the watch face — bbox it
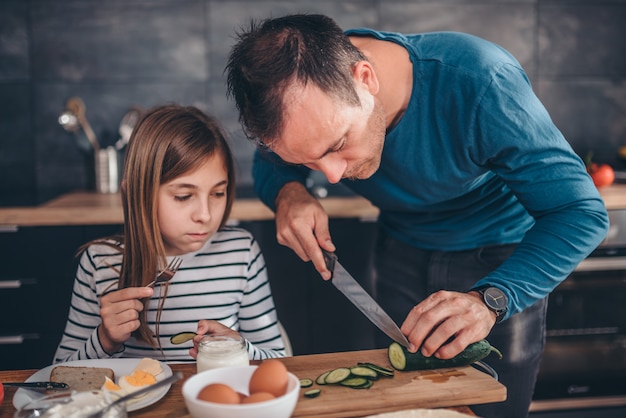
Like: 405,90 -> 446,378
483,287 -> 507,310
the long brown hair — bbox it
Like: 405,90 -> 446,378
94,104 -> 236,347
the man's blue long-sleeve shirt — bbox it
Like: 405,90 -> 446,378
252,29 -> 609,320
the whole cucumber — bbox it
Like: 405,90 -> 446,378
388,339 -> 502,371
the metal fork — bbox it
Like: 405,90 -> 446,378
146,257 -> 182,287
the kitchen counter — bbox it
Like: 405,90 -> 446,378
0,191 -> 379,227
0,351 -> 500,417
1,184 -> 624,227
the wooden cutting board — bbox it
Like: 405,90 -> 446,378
280,348 -> 506,418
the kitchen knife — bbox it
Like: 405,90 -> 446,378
322,250 -> 410,348
3,381 -> 69,391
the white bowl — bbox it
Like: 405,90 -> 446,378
182,365 -> 299,418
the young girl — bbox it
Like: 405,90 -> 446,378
54,104 -> 287,363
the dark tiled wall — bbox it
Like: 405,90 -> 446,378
1,0 -> 625,206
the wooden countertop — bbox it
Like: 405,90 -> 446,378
0,351 -> 496,417
0,192 -> 379,227
1,184 -> 624,227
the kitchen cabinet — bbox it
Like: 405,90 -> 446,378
241,218 -> 382,356
0,224 -> 122,370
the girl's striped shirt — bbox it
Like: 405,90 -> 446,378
54,227 -> 286,363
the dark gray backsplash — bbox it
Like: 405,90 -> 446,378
1,0 -> 625,206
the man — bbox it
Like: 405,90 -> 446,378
225,14 -> 609,417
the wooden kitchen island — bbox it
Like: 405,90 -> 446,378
0,349 -> 506,417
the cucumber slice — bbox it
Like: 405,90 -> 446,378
357,362 -> 395,377
169,331 -> 197,345
315,371 -> 331,385
299,378 -> 314,388
349,366 -> 379,380
304,389 -> 322,398
339,377 -> 373,389
324,367 -> 352,384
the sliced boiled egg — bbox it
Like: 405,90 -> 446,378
101,376 -> 129,397
118,369 -> 157,398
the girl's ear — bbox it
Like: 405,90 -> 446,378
353,61 -> 380,96
120,179 -> 127,195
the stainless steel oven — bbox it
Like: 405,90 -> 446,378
531,209 -> 626,411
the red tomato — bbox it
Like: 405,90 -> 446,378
588,163 -> 615,188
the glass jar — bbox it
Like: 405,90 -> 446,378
196,335 -> 249,373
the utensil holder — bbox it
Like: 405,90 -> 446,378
95,146 -> 119,193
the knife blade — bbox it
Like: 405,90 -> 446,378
322,250 -> 410,348
3,381 -> 69,391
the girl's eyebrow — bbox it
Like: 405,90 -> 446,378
168,179 -> 229,190
168,182 -> 197,190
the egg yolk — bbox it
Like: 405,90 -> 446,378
125,369 -> 157,387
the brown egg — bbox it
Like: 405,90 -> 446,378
249,359 -> 289,397
237,391 -> 247,403
197,383 -> 241,404
241,391 -> 276,404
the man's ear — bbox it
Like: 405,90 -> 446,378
353,61 -> 380,95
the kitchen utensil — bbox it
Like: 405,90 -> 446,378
3,382 -> 69,391
65,97 -> 100,151
146,257 -> 183,288
58,109 -> 93,154
95,146 -> 119,194
322,250 -> 410,348
114,107 -> 141,150
84,372 -> 182,418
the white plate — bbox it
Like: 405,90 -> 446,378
13,358 -> 173,412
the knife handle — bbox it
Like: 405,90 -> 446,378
4,381 -> 69,390
321,250 -> 337,277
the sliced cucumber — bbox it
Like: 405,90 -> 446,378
315,370 -> 331,385
304,389 -> 322,398
340,377 -> 373,389
169,331 -> 197,345
299,378 -> 314,388
357,362 -> 395,377
324,367 -> 352,384
349,366 -> 379,380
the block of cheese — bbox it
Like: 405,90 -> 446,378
134,357 -> 162,376
50,365 -> 115,392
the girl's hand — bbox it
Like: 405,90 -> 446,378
189,320 -> 242,359
98,287 -> 153,354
